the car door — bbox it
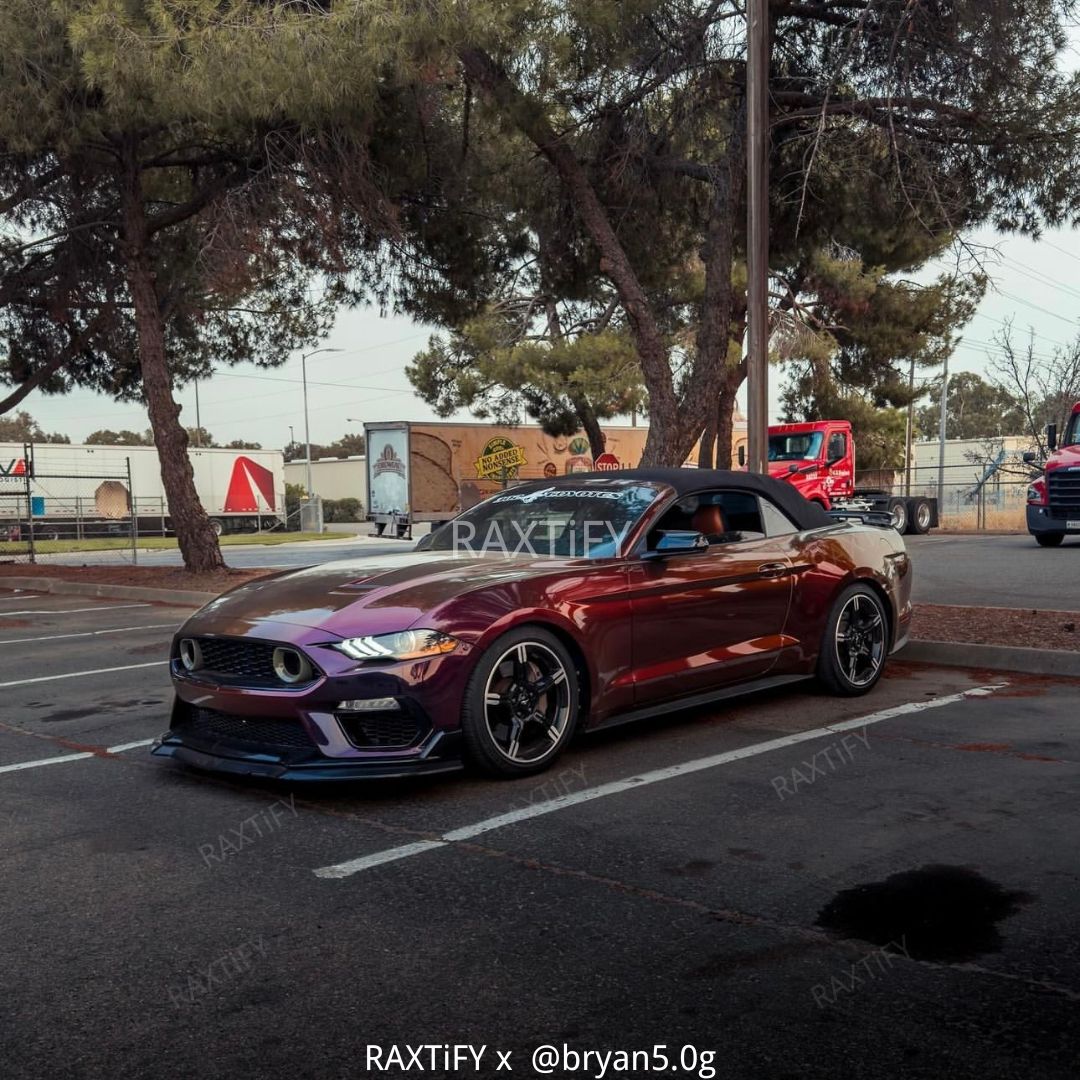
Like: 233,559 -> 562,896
628,489 -> 795,705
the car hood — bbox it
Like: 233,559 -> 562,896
188,549 -> 595,638
1047,444 -> 1080,471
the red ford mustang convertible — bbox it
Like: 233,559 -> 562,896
152,469 -> 912,780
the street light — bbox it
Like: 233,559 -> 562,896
301,347 -> 343,498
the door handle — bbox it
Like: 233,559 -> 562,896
758,562 -> 788,579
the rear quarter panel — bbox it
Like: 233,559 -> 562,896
783,524 -> 911,670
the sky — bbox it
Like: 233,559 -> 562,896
17,225 -> 1080,450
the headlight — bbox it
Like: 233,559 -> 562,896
336,629 -> 459,661
1027,482 -> 1047,505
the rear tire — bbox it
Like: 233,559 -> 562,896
460,627 -> 580,778
908,498 -> 932,535
1036,533 -> 1065,547
209,518 -> 224,537
887,497 -> 908,534
817,584 -> 890,697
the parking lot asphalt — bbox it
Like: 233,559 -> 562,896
2,592 -> 1080,1080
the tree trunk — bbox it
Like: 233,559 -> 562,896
573,397 -> 606,460
122,159 -> 224,573
698,409 -> 717,468
713,354 -> 748,469
460,48 -> 680,464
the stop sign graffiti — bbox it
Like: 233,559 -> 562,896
595,453 -> 620,471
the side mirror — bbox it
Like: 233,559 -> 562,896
1022,451 -> 1037,465
737,445 -> 746,467
1048,423 -> 1058,451
642,530 -> 710,560
415,531 -> 434,551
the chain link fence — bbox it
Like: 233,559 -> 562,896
856,458 -> 1034,531
0,465 -> 139,565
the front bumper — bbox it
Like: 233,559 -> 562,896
1027,505 -> 1080,535
151,636 -> 475,781
151,727 -> 464,781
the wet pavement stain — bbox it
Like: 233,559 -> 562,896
816,864 -> 1032,963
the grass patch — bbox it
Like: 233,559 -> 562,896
0,531 -> 344,555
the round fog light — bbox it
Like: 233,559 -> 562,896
178,638 -> 203,672
272,646 -> 312,685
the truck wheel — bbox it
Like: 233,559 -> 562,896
1036,533 -> 1064,547
908,498 -> 932,535
887,497 -> 908,533
209,518 -> 224,537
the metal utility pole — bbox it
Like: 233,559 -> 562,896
300,347 -> 342,497
937,353 -> 949,509
904,357 -> 916,496
746,0 -> 770,475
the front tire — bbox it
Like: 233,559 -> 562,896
460,627 -> 580,778
1036,532 -> 1064,547
817,584 -> 889,696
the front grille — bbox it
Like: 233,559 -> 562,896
177,706 -> 315,750
182,637 -> 317,688
1048,470 -> 1080,516
336,710 -> 423,749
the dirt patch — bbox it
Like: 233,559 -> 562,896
0,564 -> 272,595
913,603 -> 1080,651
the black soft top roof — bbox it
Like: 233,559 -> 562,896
513,467 -> 833,532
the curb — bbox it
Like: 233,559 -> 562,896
901,639 -> 1080,678
0,575 -> 214,608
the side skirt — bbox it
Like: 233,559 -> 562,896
586,673 -> 812,732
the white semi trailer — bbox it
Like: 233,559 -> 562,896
0,442 -> 285,538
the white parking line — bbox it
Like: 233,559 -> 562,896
0,739 -> 154,775
313,684 -> 1007,880
0,624 -> 177,645
0,661 -> 168,688
0,592 -> 42,602
0,603 -> 151,616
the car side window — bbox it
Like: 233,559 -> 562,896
649,489 -> 766,546
827,432 -> 847,463
759,497 -> 798,537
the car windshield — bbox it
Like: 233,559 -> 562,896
1064,412 -> 1080,447
425,482 -> 661,559
768,432 -> 823,462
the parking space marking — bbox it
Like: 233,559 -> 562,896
313,683 -> 1007,880
0,623 -> 176,645
0,660 -> 167,688
0,738 -> 154,775
0,603 -> 151,616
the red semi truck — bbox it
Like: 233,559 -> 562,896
752,420 -> 938,534
1024,405 -> 1080,546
